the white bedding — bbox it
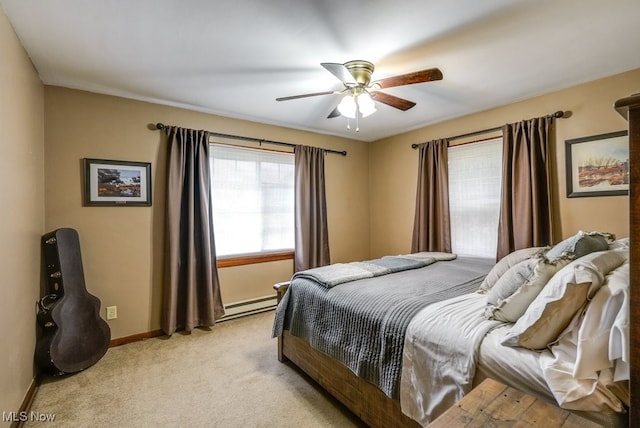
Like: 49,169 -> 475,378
477,325 -> 626,426
477,324 -> 557,400
400,292 -> 502,425
400,260 -> 630,427
540,261 -> 629,412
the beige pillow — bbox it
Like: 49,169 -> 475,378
484,256 -> 570,323
478,247 -> 546,294
501,282 -> 590,350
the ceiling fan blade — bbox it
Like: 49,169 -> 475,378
321,62 -> 357,85
371,92 -> 416,111
327,107 -> 341,119
276,90 -> 337,101
373,67 -> 443,89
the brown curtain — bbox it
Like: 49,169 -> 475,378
496,116 -> 554,260
411,138 -> 451,253
162,126 -> 225,335
294,145 -> 330,272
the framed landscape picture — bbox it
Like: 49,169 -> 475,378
565,131 -> 629,198
83,158 -> 152,206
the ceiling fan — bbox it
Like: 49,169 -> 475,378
276,60 -> 443,128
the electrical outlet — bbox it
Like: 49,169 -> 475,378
106,306 -> 117,320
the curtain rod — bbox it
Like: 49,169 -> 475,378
410,110 -> 567,149
154,123 -> 347,156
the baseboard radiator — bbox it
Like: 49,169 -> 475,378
218,295 -> 277,322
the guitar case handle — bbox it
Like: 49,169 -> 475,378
37,294 -> 59,329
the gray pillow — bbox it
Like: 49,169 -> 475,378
485,258 -> 537,306
478,247 -> 547,294
546,231 -> 613,260
484,256 -> 571,323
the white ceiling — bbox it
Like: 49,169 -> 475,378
2,0 -> 640,142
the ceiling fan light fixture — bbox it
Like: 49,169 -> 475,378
358,92 -> 376,117
337,92 -> 376,119
337,94 -> 357,118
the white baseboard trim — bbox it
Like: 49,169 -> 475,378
218,295 -> 277,322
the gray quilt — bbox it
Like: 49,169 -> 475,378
289,255 -> 435,288
272,256 -> 494,399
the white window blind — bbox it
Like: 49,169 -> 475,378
448,138 -> 503,259
209,144 -> 294,257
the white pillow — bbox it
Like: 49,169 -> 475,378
573,262 -> 629,380
609,237 -> 630,251
478,247 -> 547,294
484,256 -> 570,323
501,250 -> 628,350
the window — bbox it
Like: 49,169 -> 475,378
448,138 -> 502,258
209,144 -> 294,259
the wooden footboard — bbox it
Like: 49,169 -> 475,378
280,331 -> 421,428
274,281 -> 420,428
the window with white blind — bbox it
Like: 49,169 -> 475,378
448,138 -> 503,259
209,144 -> 294,258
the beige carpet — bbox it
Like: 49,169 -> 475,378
26,311 -> 365,427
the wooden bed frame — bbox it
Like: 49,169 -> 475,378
274,282 -> 419,428
275,93 -> 640,428
615,93 -> 639,428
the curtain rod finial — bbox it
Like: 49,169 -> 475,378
156,123 -> 166,130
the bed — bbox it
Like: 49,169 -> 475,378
273,243 -> 629,427
272,94 -> 640,428
272,254 -> 493,428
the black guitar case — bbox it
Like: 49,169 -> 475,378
35,228 -> 111,375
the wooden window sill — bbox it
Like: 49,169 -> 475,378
216,251 -> 293,268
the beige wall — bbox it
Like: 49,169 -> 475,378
369,69 -> 639,257
0,7 -> 45,422
43,87 -> 370,340
4,0 -> 637,411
